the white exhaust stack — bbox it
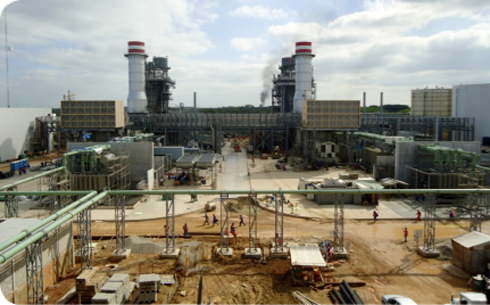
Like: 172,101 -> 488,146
293,41 -> 315,113
125,41 -> 148,113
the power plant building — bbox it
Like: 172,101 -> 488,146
272,57 -> 296,113
145,57 -> 175,114
411,88 -> 452,116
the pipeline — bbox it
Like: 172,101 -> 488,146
0,191 -> 97,253
0,167 -> 65,191
341,280 -> 364,305
0,191 -> 108,265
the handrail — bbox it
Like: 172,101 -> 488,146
0,167 -> 65,191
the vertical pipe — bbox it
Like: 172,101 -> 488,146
193,92 -> 197,114
363,92 -> 366,117
380,92 -> 384,134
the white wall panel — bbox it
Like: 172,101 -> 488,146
452,84 -> 490,142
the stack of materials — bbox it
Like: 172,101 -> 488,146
107,273 -> 133,302
136,273 -> 161,303
91,292 -> 117,305
99,282 -> 124,304
329,280 -> 365,304
76,270 -> 107,303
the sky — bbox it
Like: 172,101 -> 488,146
0,0 -> 489,109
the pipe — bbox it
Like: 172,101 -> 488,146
0,167 -> 65,191
0,191 -> 97,253
0,191 -> 108,265
0,191 -> 92,196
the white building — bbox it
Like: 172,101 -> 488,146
452,83 -> 490,142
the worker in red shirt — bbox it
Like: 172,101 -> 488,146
224,227 -> 229,236
183,223 -> 189,237
416,209 -> 422,221
403,227 -> 408,242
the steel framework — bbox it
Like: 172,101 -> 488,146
274,191 -> 284,253
248,190 -> 259,253
468,193 -> 484,232
26,240 -> 44,305
333,194 -> 345,253
219,192 -> 230,252
77,206 -> 93,269
164,194 -> 176,254
115,195 -> 126,253
4,188 -> 18,218
423,195 -> 437,251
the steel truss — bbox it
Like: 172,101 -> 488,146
4,187 -> 18,218
164,194 -> 176,254
248,190 -> 259,253
219,192 -> 230,251
423,195 -> 437,251
468,193 -> 485,232
26,240 -> 44,305
333,194 -> 345,253
77,206 -> 93,269
115,195 -> 126,253
274,191 -> 284,252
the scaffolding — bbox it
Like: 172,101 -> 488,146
423,195 -> 437,252
164,194 -> 176,254
274,191 -> 285,253
333,194 -> 345,253
248,190 -> 259,253
77,206 -> 93,269
219,192 -> 230,252
26,240 -> 44,305
115,195 -> 126,253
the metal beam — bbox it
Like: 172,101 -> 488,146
164,194 -> 176,254
219,192 -> 230,251
4,189 -> 18,218
468,193 -> 484,232
77,206 -> 93,270
423,195 -> 436,252
248,190 -> 258,253
115,195 -> 126,253
274,190 -> 284,252
333,194 -> 344,253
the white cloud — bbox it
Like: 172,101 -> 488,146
230,37 -> 265,51
229,5 -> 289,20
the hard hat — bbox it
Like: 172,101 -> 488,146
232,222 -> 235,224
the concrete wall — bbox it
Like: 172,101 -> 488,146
0,108 -> 53,162
453,83 -> 490,142
68,142 -> 154,183
395,141 -> 481,182
0,222 -> 74,303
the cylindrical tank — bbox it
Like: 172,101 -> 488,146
292,41 -> 315,113
125,41 -> 149,113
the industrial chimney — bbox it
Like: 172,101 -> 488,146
125,41 -> 149,113
292,41 -> 315,113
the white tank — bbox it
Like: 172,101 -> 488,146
292,41 -> 315,113
125,41 -> 149,113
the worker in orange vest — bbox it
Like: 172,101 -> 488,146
183,223 -> 189,237
231,227 -> 237,242
416,209 -> 422,221
224,227 -> 229,236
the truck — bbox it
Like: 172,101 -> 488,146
448,292 -> 487,305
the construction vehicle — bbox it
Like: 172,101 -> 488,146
448,292 -> 487,305
205,200 -> 216,211
272,146 -> 281,159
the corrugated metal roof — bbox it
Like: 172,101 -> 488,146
196,154 -> 217,168
176,155 -> 199,167
0,218 -> 43,246
290,246 -> 326,267
452,231 -> 490,248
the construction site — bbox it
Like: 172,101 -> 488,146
1,40 -> 490,305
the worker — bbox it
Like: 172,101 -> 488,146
252,157 -> 255,164
203,213 -> 209,225
183,223 -> 189,237
326,247 -> 333,263
163,224 -> 168,235
231,227 -> 237,243
373,210 -> 378,222
231,222 -> 236,232
213,214 -> 218,226
416,209 -> 422,221
415,194 -> 419,201
449,210 -> 455,218
224,227 -> 229,236
283,164 -> 286,171
403,227 -> 408,242
18,168 -> 22,175
239,214 -> 246,226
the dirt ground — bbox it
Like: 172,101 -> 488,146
56,197 -> 476,305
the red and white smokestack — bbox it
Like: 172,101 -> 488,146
293,41 -> 315,113
125,41 -> 148,113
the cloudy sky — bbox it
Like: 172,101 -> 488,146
0,0 -> 489,109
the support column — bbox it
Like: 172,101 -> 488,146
26,240 -> 44,305
272,190 -> 287,258
76,207 -> 92,270
217,192 -> 232,255
333,194 -> 348,258
468,193 -> 484,232
110,195 -> 130,261
4,188 -> 19,218
160,194 -> 179,258
245,190 -> 261,258
418,194 -> 439,257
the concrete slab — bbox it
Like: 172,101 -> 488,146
332,247 -> 349,259
109,249 -> 131,262
417,247 -> 440,258
216,248 -> 233,256
244,248 -> 262,259
270,247 -> 288,258
158,248 -> 180,259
